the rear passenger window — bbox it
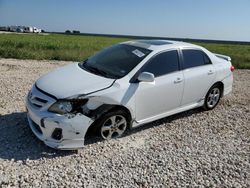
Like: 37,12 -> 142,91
142,50 -> 179,77
204,53 -> 211,65
182,49 -> 211,69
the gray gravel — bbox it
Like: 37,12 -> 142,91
0,58 -> 249,187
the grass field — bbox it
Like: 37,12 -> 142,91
0,33 -> 249,69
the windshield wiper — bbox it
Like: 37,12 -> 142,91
80,61 -> 119,79
81,62 -> 111,77
89,66 -> 109,77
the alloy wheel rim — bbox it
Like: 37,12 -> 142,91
101,115 -> 127,140
207,88 -> 220,108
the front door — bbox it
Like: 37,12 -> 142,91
134,50 -> 184,122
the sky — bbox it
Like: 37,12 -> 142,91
0,0 -> 250,41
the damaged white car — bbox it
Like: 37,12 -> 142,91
26,40 -> 234,149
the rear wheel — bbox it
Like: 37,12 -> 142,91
95,110 -> 128,140
203,84 -> 222,110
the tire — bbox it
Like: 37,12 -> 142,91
203,84 -> 222,110
94,110 -> 129,140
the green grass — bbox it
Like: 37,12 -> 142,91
0,33 -> 128,61
194,42 -> 250,69
0,33 -> 249,69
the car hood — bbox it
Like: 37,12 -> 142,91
36,63 -> 115,99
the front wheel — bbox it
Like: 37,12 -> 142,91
95,110 -> 128,140
203,84 -> 222,110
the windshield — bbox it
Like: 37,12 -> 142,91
79,44 -> 151,79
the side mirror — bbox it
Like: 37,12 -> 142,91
138,72 -> 155,82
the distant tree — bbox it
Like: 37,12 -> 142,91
72,30 -> 80,34
65,30 -> 71,34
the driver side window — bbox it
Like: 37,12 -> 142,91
142,50 -> 180,77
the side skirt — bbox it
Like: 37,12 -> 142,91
131,101 -> 204,128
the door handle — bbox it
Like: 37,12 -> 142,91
174,77 -> 183,84
208,70 -> 214,75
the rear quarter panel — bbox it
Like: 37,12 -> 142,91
212,56 -> 233,96
203,47 -> 233,96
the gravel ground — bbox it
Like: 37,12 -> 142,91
0,58 -> 249,187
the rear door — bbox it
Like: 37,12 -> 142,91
181,49 -> 216,106
134,50 -> 184,122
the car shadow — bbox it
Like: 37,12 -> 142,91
0,107 -> 204,161
0,112 -> 76,161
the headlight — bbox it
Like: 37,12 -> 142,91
48,99 -> 88,114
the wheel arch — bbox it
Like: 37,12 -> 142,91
203,81 -> 224,111
85,104 -> 132,137
212,81 -> 224,96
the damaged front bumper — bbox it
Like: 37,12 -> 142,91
26,97 -> 94,150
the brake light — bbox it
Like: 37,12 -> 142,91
230,66 -> 235,72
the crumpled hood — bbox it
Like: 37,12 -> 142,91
36,63 -> 114,99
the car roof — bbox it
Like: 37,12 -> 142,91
123,39 -> 201,51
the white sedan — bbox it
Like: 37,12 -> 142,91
26,40 -> 234,149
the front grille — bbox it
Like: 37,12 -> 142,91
28,86 -> 51,109
34,97 -> 47,103
32,103 -> 43,108
29,96 -> 48,108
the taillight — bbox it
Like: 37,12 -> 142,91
230,65 -> 235,72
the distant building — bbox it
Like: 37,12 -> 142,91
16,27 -> 24,33
33,27 -> 41,33
0,26 -> 8,31
0,25 -> 42,33
10,26 -> 18,32
24,26 -> 33,33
